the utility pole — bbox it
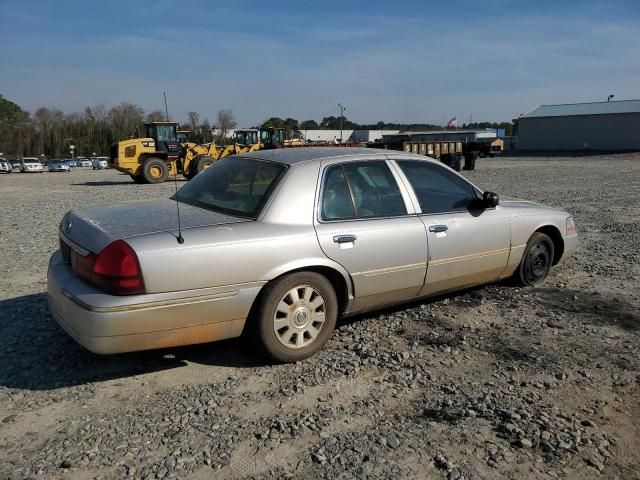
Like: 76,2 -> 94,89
163,92 -> 170,121
338,102 -> 346,144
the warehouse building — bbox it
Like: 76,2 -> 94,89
517,99 -> 640,150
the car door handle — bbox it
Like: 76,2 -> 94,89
333,234 -> 357,244
428,224 -> 448,233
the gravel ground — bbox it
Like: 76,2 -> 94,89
0,155 -> 638,480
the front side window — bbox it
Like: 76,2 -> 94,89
321,161 -> 406,221
397,160 -> 477,214
175,157 -> 287,218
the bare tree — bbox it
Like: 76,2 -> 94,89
187,111 -> 200,130
146,110 -> 166,122
109,102 -> 145,141
215,109 -> 236,142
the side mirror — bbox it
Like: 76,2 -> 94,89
483,191 -> 499,208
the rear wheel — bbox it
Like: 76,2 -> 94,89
250,272 -> 338,362
141,157 -> 169,184
463,152 -> 477,170
514,232 -> 554,286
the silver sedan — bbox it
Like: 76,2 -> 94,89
48,148 -> 578,361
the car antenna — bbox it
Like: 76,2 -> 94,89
165,91 -> 184,244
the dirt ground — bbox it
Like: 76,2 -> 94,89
0,154 -> 638,480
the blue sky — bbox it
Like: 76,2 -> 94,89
1,0 -> 639,126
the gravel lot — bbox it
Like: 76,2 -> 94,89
1,155 -> 638,480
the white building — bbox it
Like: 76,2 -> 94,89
299,130 -> 400,144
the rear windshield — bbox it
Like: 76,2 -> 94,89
175,157 -> 287,218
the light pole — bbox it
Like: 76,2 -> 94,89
69,145 -> 75,159
338,102 -> 346,144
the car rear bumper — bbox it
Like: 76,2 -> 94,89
47,251 -> 262,354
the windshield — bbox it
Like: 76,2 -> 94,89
175,157 -> 287,218
146,124 -> 176,142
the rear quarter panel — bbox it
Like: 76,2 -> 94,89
128,161 -> 352,295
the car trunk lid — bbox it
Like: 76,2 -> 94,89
60,199 -> 250,254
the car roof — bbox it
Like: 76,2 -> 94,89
242,147 -> 425,165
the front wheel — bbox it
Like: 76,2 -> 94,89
195,155 -> 215,175
514,232 -> 554,286
250,272 -> 338,362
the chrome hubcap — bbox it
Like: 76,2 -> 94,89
273,285 -> 326,349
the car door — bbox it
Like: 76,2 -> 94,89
393,159 -> 511,296
314,159 -> 428,311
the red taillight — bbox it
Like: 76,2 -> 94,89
72,240 -> 145,295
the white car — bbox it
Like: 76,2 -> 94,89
20,158 -> 44,173
48,160 -> 71,172
78,158 -> 93,167
0,158 -> 12,174
93,157 -> 109,169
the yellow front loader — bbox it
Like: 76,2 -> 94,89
109,122 -> 259,184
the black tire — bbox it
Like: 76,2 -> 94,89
129,174 -> 145,184
449,154 -> 462,172
463,152 -> 477,171
141,157 -> 169,184
194,155 -> 215,175
250,272 -> 338,363
514,232 -> 554,286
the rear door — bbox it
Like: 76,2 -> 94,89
393,159 -> 510,296
314,158 -> 428,311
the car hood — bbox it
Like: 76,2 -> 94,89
62,199 -> 250,253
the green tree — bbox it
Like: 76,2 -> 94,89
0,94 -> 30,156
300,119 -> 319,129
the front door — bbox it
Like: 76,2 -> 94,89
314,159 -> 428,311
392,159 -> 510,296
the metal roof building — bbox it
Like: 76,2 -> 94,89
516,99 -> 640,150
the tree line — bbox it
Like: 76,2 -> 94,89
0,94 -> 515,158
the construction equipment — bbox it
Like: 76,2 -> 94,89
367,130 -> 503,171
234,129 -> 262,153
109,122 -> 254,183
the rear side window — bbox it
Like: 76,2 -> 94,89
321,161 -> 406,221
397,160 -> 477,214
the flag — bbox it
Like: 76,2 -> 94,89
447,117 -> 458,127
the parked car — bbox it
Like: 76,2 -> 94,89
66,159 -> 78,168
0,158 -> 12,174
20,157 -> 44,173
48,148 -> 578,361
11,162 -> 21,172
48,160 -> 71,172
92,157 -> 109,169
78,158 -> 93,167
